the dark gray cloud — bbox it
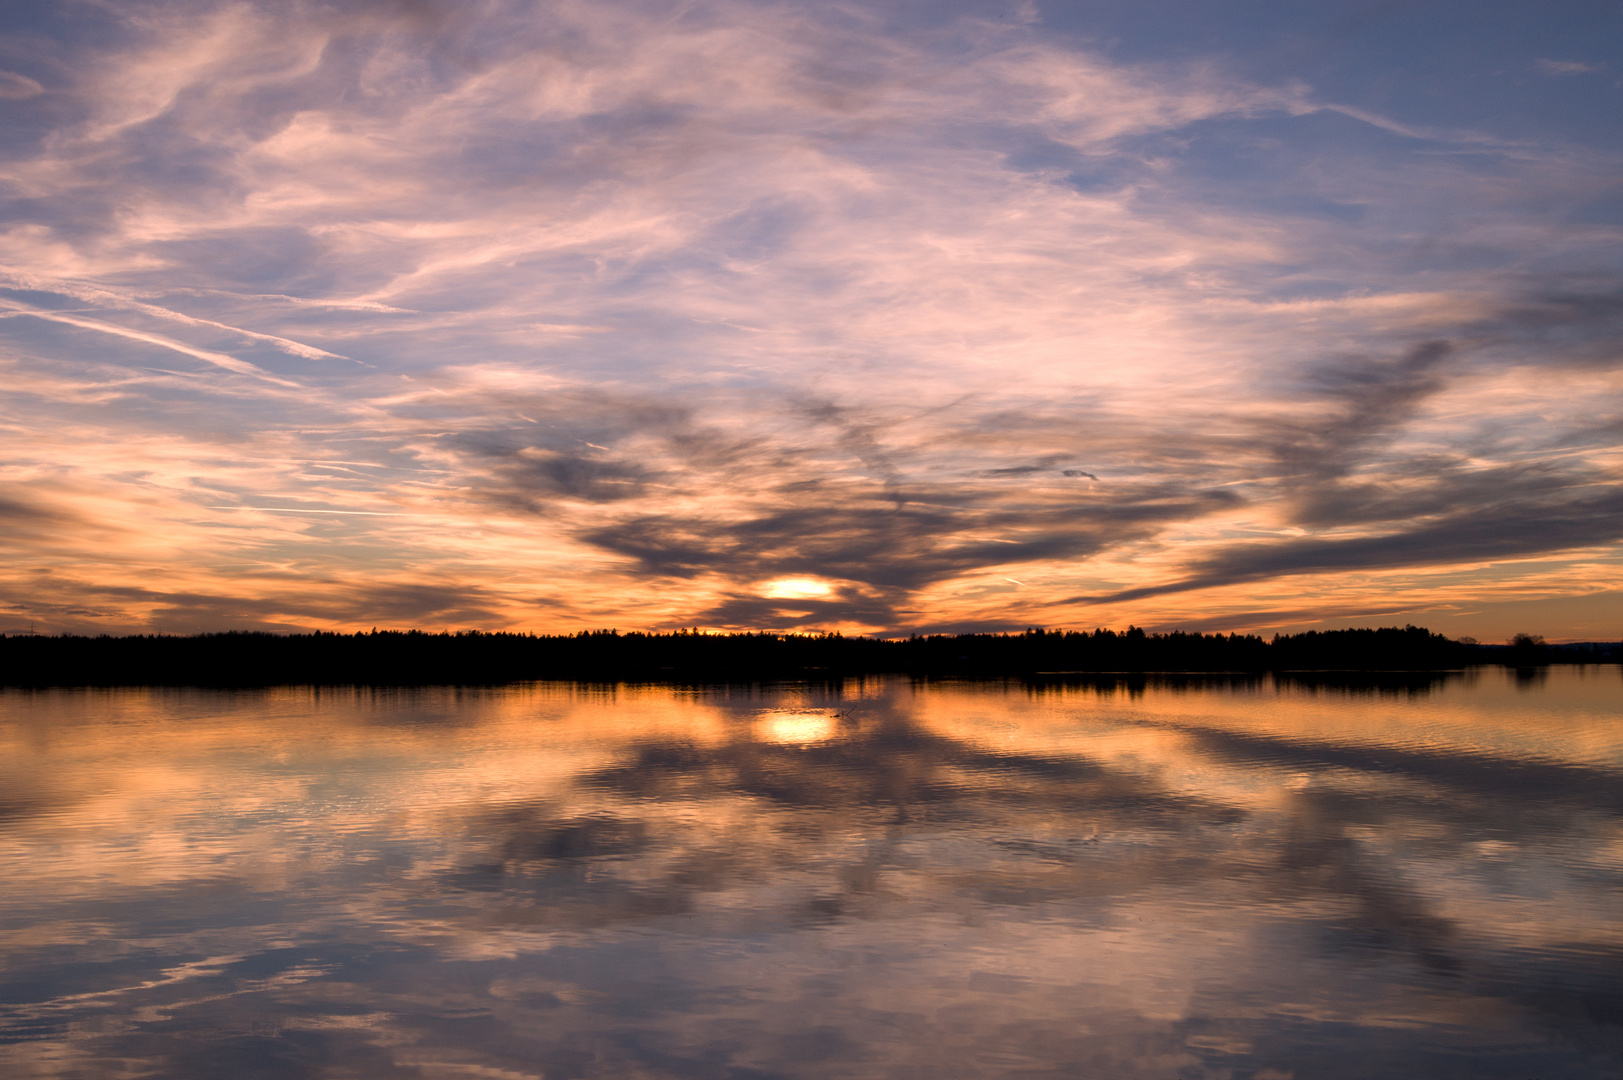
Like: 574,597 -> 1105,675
1060,308 -> 1609,604
1477,285 -> 1623,362
792,397 -> 909,502
586,484 -> 1239,590
449,434 -> 657,506
1273,339 -> 1453,490
0,577 -> 510,634
1076,480 -> 1623,605
0,492 -> 77,538
430,389 -> 762,510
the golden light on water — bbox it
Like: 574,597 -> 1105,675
756,710 -> 839,744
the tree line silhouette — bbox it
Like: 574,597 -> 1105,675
0,624 -> 1612,686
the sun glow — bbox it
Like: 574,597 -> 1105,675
760,577 -> 834,600
756,710 -> 839,744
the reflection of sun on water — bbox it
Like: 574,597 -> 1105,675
760,577 -> 833,599
757,711 -> 838,744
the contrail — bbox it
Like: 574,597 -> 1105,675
0,307 -> 299,386
208,506 -> 412,517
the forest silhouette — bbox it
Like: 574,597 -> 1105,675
1,624 -> 1613,686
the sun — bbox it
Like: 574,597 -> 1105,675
756,711 -> 839,744
760,577 -> 835,600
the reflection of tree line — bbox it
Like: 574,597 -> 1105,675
1023,669 -> 1477,697
6,624 -> 1612,685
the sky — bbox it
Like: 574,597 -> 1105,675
1,0 -> 1620,641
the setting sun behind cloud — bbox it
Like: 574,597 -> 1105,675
760,578 -> 836,601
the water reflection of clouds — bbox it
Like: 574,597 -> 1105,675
0,673 -> 1619,1077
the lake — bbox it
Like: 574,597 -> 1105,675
1,667 -> 1619,1079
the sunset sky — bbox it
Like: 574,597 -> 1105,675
2,0 -> 1620,640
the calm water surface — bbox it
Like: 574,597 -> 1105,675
1,668 -> 1620,1079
